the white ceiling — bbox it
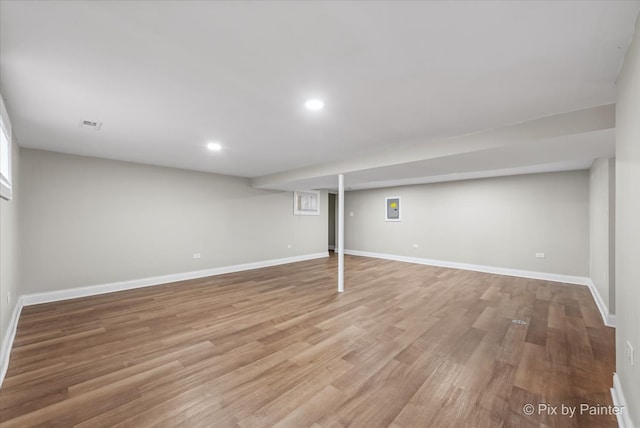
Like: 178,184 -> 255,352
1,1 -> 638,189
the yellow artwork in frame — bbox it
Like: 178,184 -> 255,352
385,196 -> 401,222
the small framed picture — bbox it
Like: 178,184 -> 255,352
385,196 -> 401,221
294,190 -> 320,215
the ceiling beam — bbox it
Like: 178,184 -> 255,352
252,104 -> 614,190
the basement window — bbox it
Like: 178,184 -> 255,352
294,190 -> 320,216
0,94 -> 11,201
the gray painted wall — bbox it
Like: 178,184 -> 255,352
0,135 -> 19,351
19,149 -> 328,294
615,16 -> 640,426
345,171 -> 589,276
589,158 -> 616,315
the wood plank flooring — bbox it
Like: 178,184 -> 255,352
0,254 -> 616,427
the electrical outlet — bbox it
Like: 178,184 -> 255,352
626,341 -> 634,366
349,211 -> 354,217
412,244 -> 419,248
535,253 -> 545,258
287,244 -> 292,249
6,291 -> 10,304
193,253 -> 201,259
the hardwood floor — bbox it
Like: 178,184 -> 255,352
0,254 -> 615,427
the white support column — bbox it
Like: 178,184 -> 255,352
338,174 -> 345,292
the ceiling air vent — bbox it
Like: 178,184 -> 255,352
79,119 -> 102,131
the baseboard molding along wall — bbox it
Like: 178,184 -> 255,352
0,296 -> 24,389
585,279 -> 616,328
1,250 -> 617,389
343,249 -> 615,327
611,373 -> 633,428
21,252 -> 329,306
0,252 -> 328,388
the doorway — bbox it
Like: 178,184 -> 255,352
328,193 -> 336,251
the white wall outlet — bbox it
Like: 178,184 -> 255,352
6,291 -> 10,304
626,341 -> 634,366
349,211 -> 354,217
535,253 -> 545,258
287,244 -> 292,249
412,244 -> 419,248
192,253 -> 201,259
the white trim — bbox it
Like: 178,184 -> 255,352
0,93 -> 11,137
0,296 -> 23,388
21,252 -> 329,306
0,93 -> 12,201
343,249 -> 592,286
611,373 -> 633,428
585,279 -> 616,327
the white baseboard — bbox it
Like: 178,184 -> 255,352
611,373 -> 633,428
343,249 -> 619,327
21,252 -> 329,307
585,279 -> 616,328
328,245 -> 335,250
0,296 -> 24,388
343,249 -> 592,286
1,252 -> 328,389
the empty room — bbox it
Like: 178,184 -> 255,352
1,1 -> 639,427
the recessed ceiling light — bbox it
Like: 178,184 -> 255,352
207,142 -> 222,151
305,99 -> 324,111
